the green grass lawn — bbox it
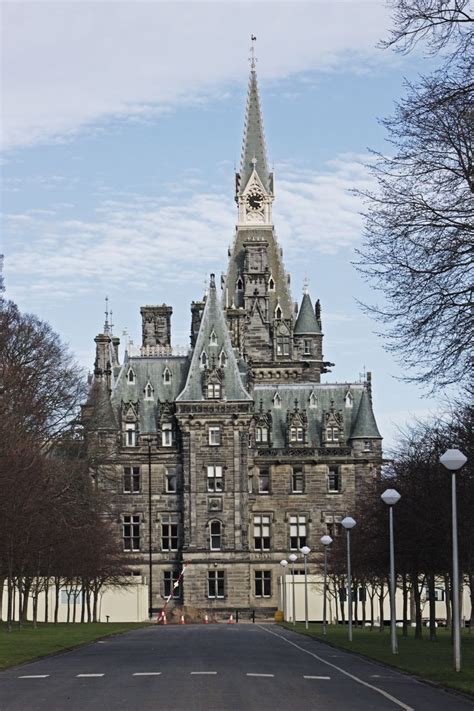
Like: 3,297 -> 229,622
0,622 -> 147,671
280,622 -> 474,697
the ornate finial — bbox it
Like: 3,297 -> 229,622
109,309 -> 114,335
359,364 -> 367,383
251,155 -> 258,168
303,276 -> 309,295
104,296 -> 110,333
249,34 -> 257,70
210,273 -> 216,289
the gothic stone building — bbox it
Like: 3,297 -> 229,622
82,65 -> 383,615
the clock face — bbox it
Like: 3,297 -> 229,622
247,192 -> 263,211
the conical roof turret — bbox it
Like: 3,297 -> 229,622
350,387 -> 382,439
294,293 -> 321,335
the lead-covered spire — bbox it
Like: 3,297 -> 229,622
237,64 -> 272,197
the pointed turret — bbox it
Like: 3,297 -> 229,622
350,387 -> 382,439
294,292 -> 321,335
177,275 -> 251,402
236,66 -> 272,197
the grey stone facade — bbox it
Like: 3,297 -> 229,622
82,65 -> 383,615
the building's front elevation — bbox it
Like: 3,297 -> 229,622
82,62 -> 383,615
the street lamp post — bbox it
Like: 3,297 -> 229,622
300,546 -> 311,629
289,553 -> 297,624
440,448 -> 467,673
146,437 -> 153,620
341,517 -> 356,641
280,560 -> 288,620
320,535 -> 333,636
381,489 -> 401,654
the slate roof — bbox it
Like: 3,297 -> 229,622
177,276 -> 252,402
111,356 -> 189,433
350,388 -> 382,439
253,383 -> 380,447
294,293 -> 321,335
239,69 -> 271,195
86,379 -> 118,429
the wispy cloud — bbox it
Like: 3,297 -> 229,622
3,153 -> 374,303
2,2 -> 395,150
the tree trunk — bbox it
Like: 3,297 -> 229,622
468,572 -> 473,634
411,574 -> 423,639
402,574 -> 409,637
44,578 -> 49,623
32,590 -> 39,629
369,594 -> 374,629
66,592 -> 71,624
92,588 -> 98,623
427,573 -> 437,641
378,582 -> 384,632
86,588 -> 91,622
54,579 -> 60,624
0,576 -> 5,622
72,587 -> 78,624
80,588 -> 85,623
7,576 -> 13,631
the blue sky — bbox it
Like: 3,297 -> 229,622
1,1 -> 446,449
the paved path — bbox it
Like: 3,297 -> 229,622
0,624 -> 472,710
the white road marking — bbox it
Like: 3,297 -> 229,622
304,675 -> 331,680
191,671 -> 217,675
246,673 -> 274,678
19,675 -> 49,679
77,673 -> 104,677
133,672 -> 162,676
259,626 -> 414,711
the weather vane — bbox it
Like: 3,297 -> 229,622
249,34 -> 257,70
303,276 -> 309,294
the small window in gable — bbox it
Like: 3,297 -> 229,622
163,367 -> 172,384
200,351 -> 207,368
275,305 -> 282,320
268,276 -> 275,291
209,329 -> 217,346
345,390 -> 353,408
219,350 -> 228,368
144,382 -> 154,400
309,392 -> 317,408
236,277 -> 243,291
127,367 -> 135,384
273,392 -> 281,408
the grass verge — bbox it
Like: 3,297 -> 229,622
279,622 -> 474,697
0,622 -> 147,671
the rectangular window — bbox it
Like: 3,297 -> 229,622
290,515 -> 307,550
254,515 -> 271,551
290,427 -> 304,442
161,519 -> 179,551
304,340 -> 311,355
209,426 -> 221,446
291,469 -> 304,493
276,337 -> 290,356
162,423 -> 173,447
165,468 -> 177,493
255,570 -> 272,598
258,469 -> 270,493
207,465 -> 223,492
123,514 -> 140,551
210,521 -> 221,550
125,423 -> 136,447
328,467 -> 341,492
363,440 -> 373,452
256,426 -> 268,443
207,383 -> 221,399
163,571 -> 180,599
208,570 -> 225,598
123,466 -> 140,493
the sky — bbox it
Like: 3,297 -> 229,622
1,1 -> 447,450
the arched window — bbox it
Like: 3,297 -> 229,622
163,367 -> 172,384
219,350 -> 227,368
268,276 -> 275,291
345,391 -> 353,408
144,382 -> 154,400
127,367 -> 135,384
275,305 -> 282,320
210,520 -> 222,550
309,391 -> 317,408
236,277 -> 243,291
200,351 -> 207,368
273,392 -> 281,408
209,329 -> 217,346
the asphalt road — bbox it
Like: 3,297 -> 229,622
0,624 -> 472,711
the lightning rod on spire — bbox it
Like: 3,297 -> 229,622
249,34 -> 257,70
104,296 -> 110,333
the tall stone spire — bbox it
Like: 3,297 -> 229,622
236,59 -> 272,197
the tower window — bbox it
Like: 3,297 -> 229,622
208,570 -> 225,598
291,469 -> 304,493
290,515 -> 307,550
328,467 -> 341,492
255,571 -> 272,598
207,465 -> 223,492
254,515 -> 271,550
276,336 -> 290,356
304,340 -> 311,356
123,515 -> 140,551
209,520 -> 222,551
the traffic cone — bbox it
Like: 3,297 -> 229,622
180,614 -> 186,624
203,614 -> 209,624
227,614 -> 235,624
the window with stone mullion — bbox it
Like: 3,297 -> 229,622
254,515 -> 271,550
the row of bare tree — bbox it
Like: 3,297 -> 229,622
324,404 -> 473,638
0,289 -> 131,629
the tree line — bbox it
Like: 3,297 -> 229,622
0,284 -> 131,629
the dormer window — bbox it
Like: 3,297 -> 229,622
163,367 -> 172,384
268,276 -> 275,291
127,367 -> 135,384
207,382 -> 221,399
275,305 -> 282,320
162,422 -> 173,447
290,426 -> 304,443
345,390 -> 353,408
219,350 -> 228,368
236,277 -> 243,291
125,423 -> 137,447
256,426 -> 269,443
273,392 -> 281,408
326,427 -> 340,442
200,351 -> 207,369
309,392 -> 317,408
209,329 -> 217,346
144,382 -> 154,400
